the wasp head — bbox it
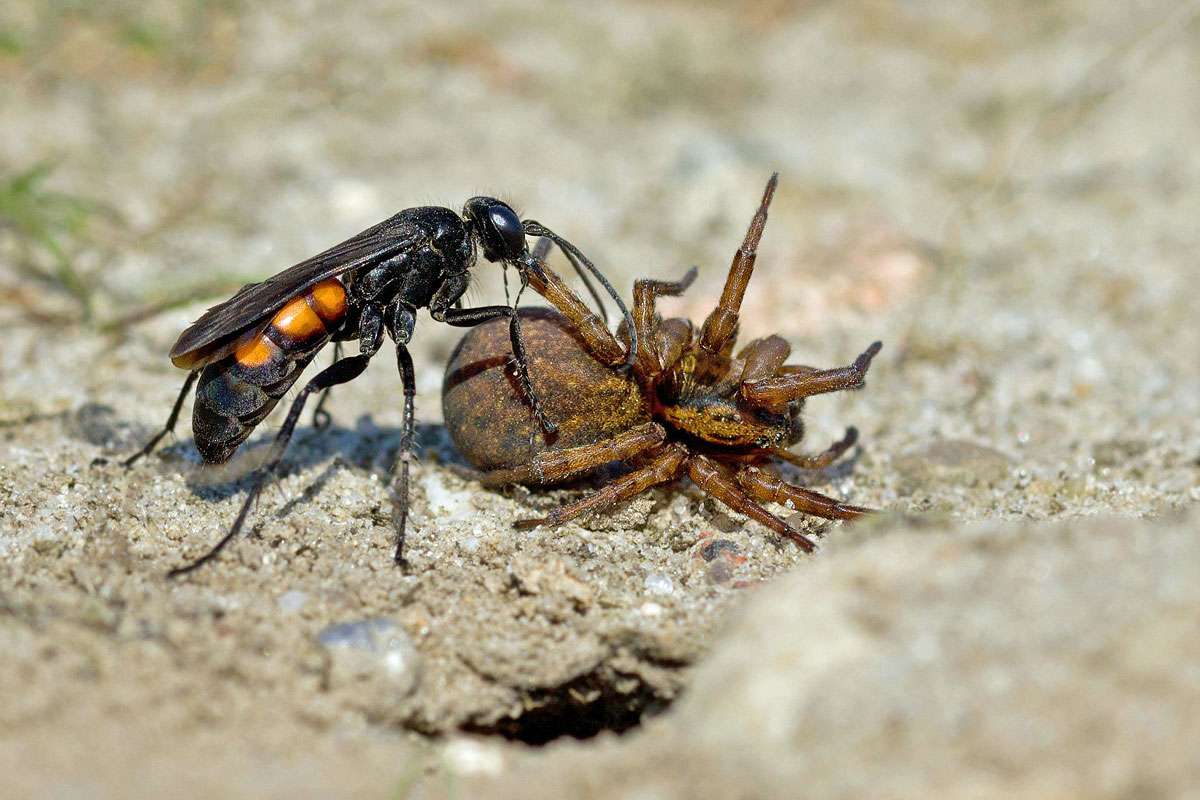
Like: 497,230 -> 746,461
463,197 -> 527,264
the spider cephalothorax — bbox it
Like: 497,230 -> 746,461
443,174 -> 881,551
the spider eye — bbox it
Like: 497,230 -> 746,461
465,197 -> 526,262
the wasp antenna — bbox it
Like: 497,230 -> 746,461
524,233 -> 607,324
521,220 -> 635,370
557,240 -> 609,324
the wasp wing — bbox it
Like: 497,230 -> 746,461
170,215 -> 423,369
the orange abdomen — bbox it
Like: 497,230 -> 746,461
231,278 -> 348,373
193,279 -> 347,463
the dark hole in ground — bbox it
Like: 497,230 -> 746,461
463,672 -> 673,746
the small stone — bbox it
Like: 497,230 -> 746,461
318,618 -> 421,698
640,602 -> 664,617
708,511 -> 740,534
443,738 -> 505,777
699,539 -> 740,562
707,560 -> 734,585
277,590 -> 308,613
1091,438 -> 1149,469
644,573 -> 674,596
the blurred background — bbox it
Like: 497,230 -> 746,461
2,1 -> 1198,797
3,0 -> 1197,479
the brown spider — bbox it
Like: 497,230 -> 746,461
442,175 -> 881,551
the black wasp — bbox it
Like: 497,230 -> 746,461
125,197 -> 634,576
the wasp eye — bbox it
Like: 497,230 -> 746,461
465,197 -> 526,262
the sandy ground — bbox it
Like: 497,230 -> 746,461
1,1 -> 1198,797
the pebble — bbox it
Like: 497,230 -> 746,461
643,573 -> 674,596
443,738 -> 505,776
640,602 -> 664,617
317,618 -> 421,697
277,590 -> 308,614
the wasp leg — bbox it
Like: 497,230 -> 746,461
310,341 -> 343,430
123,371 -> 199,467
735,464 -> 872,521
435,302 -> 559,437
389,343 -> 417,565
167,353 -> 372,578
513,443 -> 687,530
686,455 -> 816,552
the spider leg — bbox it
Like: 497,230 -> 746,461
513,443 -> 687,530
770,426 -> 859,470
530,236 -> 553,262
737,334 -> 791,383
532,235 -> 610,325
521,255 -> 627,367
741,341 -> 882,407
686,454 -> 815,552
632,268 -> 697,376
736,464 -> 872,520
698,173 -> 778,363
482,422 -> 666,487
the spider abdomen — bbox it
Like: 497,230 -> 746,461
443,308 -> 649,473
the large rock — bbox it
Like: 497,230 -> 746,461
461,512 -> 1200,799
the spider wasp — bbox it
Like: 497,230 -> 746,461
443,175 -> 881,550
126,197 -> 633,576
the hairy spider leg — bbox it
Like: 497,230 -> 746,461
685,454 -> 816,552
632,268 -> 698,376
735,465 -> 870,521
741,340 -> 882,407
697,172 -> 778,367
769,426 -> 859,470
736,334 -> 792,383
522,254 -> 628,366
522,220 -> 636,370
513,444 -> 688,530
482,422 -> 666,487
